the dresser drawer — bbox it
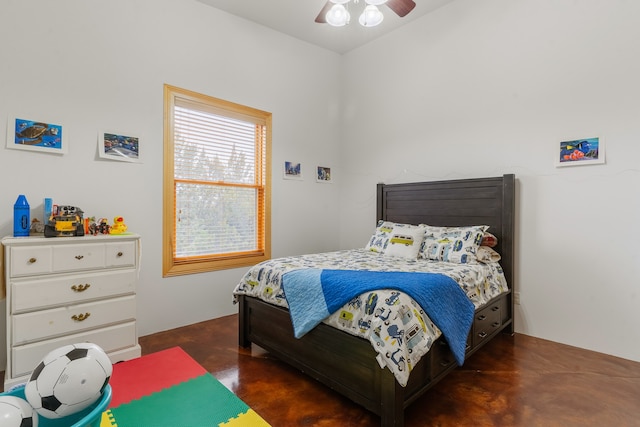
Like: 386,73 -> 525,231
52,243 -> 107,272
10,246 -> 54,276
11,269 -> 137,313
473,300 -> 502,348
105,241 -> 137,268
13,295 -> 136,345
11,322 -> 138,378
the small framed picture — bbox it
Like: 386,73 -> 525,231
556,137 -> 605,167
316,166 -> 332,183
284,161 -> 302,180
7,116 -> 67,154
99,131 -> 141,163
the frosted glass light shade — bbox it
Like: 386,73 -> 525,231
326,4 -> 350,26
359,5 -> 384,27
330,0 -> 350,4
365,0 -> 388,5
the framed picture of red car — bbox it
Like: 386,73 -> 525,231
99,131 -> 141,163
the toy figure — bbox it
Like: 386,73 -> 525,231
30,218 -> 45,234
89,218 -> 111,235
44,205 -> 85,237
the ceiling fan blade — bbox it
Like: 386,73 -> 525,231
315,1 -> 332,23
386,0 -> 416,17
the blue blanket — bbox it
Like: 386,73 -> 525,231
282,269 -> 475,366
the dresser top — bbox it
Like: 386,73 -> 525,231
2,233 -> 141,246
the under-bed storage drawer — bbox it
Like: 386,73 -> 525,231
431,338 -> 456,378
431,331 -> 472,379
473,298 -> 503,348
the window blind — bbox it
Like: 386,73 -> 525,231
172,99 -> 267,259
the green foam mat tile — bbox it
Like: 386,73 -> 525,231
108,373 -> 250,427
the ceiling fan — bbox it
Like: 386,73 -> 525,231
315,0 -> 416,27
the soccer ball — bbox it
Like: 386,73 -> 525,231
24,343 -> 112,419
0,395 -> 38,427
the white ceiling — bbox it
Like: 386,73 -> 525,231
196,0 -> 455,54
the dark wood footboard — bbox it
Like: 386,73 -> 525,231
239,291 -> 512,426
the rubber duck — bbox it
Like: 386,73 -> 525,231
110,216 -> 128,234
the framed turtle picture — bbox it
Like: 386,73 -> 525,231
6,115 -> 68,154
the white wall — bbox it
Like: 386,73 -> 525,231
1,0 -> 638,372
0,0 -> 342,369
339,0 -> 640,362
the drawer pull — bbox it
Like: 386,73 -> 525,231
440,360 -> 451,367
491,321 -> 500,328
477,315 -> 486,321
71,284 -> 91,292
75,255 -> 84,260
71,313 -> 91,321
478,331 -> 488,339
117,251 -> 123,257
29,257 -> 37,264
491,306 -> 500,312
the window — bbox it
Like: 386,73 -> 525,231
163,85 -> 271,276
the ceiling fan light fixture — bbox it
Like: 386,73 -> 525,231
326,4 -> 350,27
359,5 -> 384,27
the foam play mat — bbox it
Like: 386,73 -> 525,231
100,346 -> 270,426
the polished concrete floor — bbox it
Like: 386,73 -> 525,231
136,315 -> 640,427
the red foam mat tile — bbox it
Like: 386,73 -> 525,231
108,346 -> 207,407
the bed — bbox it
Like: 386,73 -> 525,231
235,174 -> 515,427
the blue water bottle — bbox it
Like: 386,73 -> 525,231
14,194 -> 30,237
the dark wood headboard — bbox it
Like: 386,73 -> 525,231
376,174 -> 515,325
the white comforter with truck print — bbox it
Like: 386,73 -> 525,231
233,249 -> 508,386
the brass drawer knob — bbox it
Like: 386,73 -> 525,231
75,255 -> 84,260
71,284 -> 91,292
71,313 -> 91,321
28,257 -> 37,264
117,251 -> 123,257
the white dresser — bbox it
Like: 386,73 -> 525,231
2,234 -> 142,389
